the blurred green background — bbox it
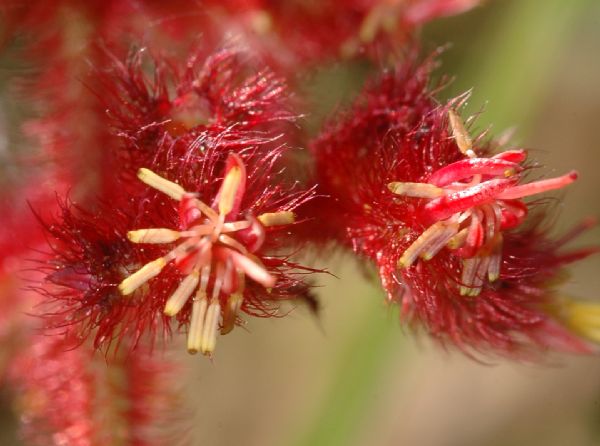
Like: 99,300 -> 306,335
3,0 -> 600,445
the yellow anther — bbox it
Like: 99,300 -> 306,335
118,258 -> 166,296
164,271 -> 200,316
137,168 -> 186,201
399,221 -> 454,268
388,182 -> 444,199
187,292 -> 208,354
448,109 -> 474,156
218,167 -> 242,216
201,300 -> 221,355
258,211 -> 296,227
128,229 -> 181,244
447,228 -> 469,250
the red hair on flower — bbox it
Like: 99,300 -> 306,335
98,45 -> 295,176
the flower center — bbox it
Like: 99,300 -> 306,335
388,109 -> 577,296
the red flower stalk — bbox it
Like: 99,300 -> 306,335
311,54 -> 599,355
9,335 -> 95,446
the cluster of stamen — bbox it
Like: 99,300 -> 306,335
388,109 -> 578,296
118,154 -> 294,356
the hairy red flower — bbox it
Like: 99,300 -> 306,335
41,144 -> 317,356
117,149 -> 317,356
311,55 -> 599,355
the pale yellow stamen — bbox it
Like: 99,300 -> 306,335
487,252 -> 501,283
128,228 -> 181,244
201,300 -> 221,355
218,234 -> 249,255
222,221 -> 252,232
192,197 -> 219,222
164,271 -> 200,316
388,182 -> 444,199
420,222 -> 460,261
137,168 -> 186,201
448,109 -> 474,157
460,257 -> 479,296
487,234 -> 503,282
447,227 -> 469,250
118,258 -> 166,296
258,211 -> 296,227
187,266 -> 211,354
187,292 -> 208,354
399,221 -> 457,268
471,255 -> 491,294
218,167 -> 242,216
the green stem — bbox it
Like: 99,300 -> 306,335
293,296 -> 396,446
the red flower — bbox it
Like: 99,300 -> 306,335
118,150 -> 316,355
311,54 -> 599,355
41,145 -> 317,356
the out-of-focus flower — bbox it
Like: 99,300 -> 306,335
206,0 -> 480,68
7,333 -> 185,446
98,45 -> 295,180
311,54 -> 599,355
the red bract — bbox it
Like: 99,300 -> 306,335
311,55 -> 599,355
